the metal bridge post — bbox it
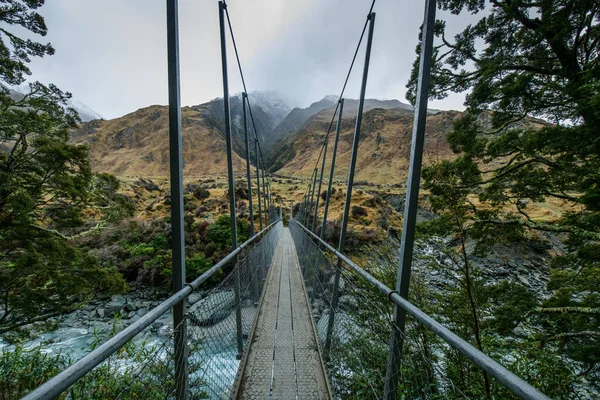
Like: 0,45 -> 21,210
304,170 -> 317,227
266,180 -> 271,224
304,178 -> 313,223
304,173 -> 315,271
261,165 -> 268,227
255,140 -> 263,231
290,200 -> 294,220
384,0 -> 436,397
243,94 -> 260,302
218,0 -> 243,359
320,98 -> 344,239
311,141 -> 328,233
311,98 -> 344,304
242,93 -> 255,237
302,182 -> 311,227
271,186 -> 274,221
302,190 -> 308,224
325,13 -> 376,354
302,183 -> 311,223
166,0 -> 188,397
308,168 -> 318,228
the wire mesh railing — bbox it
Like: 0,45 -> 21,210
21,221 -> 282,400
290,220 -> 551,400
186,220 -> 281,399
16,318 -> 183,400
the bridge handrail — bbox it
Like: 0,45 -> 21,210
291,219 -> 551,400
22,220 -> 282,400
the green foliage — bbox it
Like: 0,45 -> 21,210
486,337 -> 575,398
0,345 -> 66,398
408,0 -> 600,387
192,187 -> 210,201
123,232 -> 169,259
484,281 -> 538,335
205,215 -> 248,250
0,3 -> 129,330
0,1 -> 54,86
0,337 -> 209,399
185,252 -> 222,284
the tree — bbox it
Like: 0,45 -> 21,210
420,158 -> 494,398
408,0 -> 600,390
0,1 -> 130,331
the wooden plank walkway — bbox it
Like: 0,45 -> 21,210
235,228 -> 331,399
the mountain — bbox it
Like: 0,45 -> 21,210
266,97 -> 439,158
68,94 -> 460,180
272,96 -> 338,139
204,91 -> 291,152
4,84 -> 102,122
70,91 -> 292,177
243,91 -> 291,129
268,106 -> 461,183
71,104 -> 248,177
68,99 -> 103,122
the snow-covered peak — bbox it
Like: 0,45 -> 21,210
234,90 -> 292,127
5,83 -> 102,122
68,99 -> 103,122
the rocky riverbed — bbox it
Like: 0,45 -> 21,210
0,286 -> 258,392
0,288 -> 173,360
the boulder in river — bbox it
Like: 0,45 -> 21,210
105,295 -> 126,315
188,291 -> 236,327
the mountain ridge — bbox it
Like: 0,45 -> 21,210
4,84 -> 102,122
69,92 -> 461,182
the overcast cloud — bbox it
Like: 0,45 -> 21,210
26,0 -> 476,119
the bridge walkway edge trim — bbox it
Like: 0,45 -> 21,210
230,229 -> 283,399
290,228 -> 335,399
231,227 -> 333,399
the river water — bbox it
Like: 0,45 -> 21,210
0,295 -> 258,399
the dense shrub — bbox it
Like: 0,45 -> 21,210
0,337 -> 206,399
320,188 -> 335,201
362,196 -> 384,208
351,206 -> 368,217
192,187 -> 210,201
206,215 -> 249,249
184,197 -> 196,212
195,206 -> 208,218
377,206 -> 392,230
0,345 -> 66,399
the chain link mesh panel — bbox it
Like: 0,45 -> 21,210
32,321 -> 182,399
186,221 -> 282,399
289,221 -> 533,400
21,223 -> 283,400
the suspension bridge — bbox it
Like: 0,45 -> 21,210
22,0 -> 553,399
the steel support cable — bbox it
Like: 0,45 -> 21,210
300,0 -> 377,200
225,15 -> 279,233
222,6 -> 270,177
223,3 -> 277,229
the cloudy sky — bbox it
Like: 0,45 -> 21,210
26,0 -> 476,119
